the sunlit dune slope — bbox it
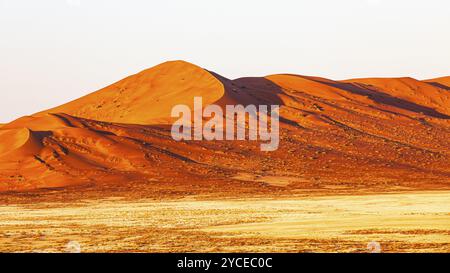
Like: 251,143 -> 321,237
0,113 -> 222,191
343,77 -> 450,117
0,61 -> 449,192
3,114 -> 74,131
36,61 -> 227,125
424,76 -> 450,91
0,128 -> 44,157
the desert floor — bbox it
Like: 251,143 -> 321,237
0,190 -> 449,253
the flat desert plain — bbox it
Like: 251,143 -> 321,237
0,191 -> 448,253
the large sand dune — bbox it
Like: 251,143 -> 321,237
35,61 -> 227,125
0,61 -> 449,194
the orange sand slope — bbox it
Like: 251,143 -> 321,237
0,60 -> 449,192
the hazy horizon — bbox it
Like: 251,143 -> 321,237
1,0 -> 449,122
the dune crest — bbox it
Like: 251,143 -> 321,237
3,114 -> 74,131
36,61 -> 227,124
0,128 -> 45,157
343,77 -> 450,116
424,76 -> 450,91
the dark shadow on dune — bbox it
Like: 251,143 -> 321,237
426,82 -> 450,91
233,77 -> 285,105
208,71 -> 301,127
208,71 -> 284,106
303,77 -> 450,119
50,113 -> 76,127
30,130 -> 53,140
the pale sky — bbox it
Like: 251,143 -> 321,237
0,0 -> 449,122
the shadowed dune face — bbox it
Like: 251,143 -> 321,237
312,78 -> 450,119
425,76 -> 450,91
343,77 -> 450,117
208,71 -> 285,107
0,61 -> 449,193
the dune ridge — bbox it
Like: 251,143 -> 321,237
0,61 -> 449,193
424,76 -> 450,91
36,61 -> 227,125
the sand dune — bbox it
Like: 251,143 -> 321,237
0,61 -> 449,193
0,128 -> 44,157
424,76 -> 450,91
3,114 -> 74,131
36,61 -> 227,125
343,77 -> 450,116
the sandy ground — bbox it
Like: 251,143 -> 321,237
0,191 -> 449,253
